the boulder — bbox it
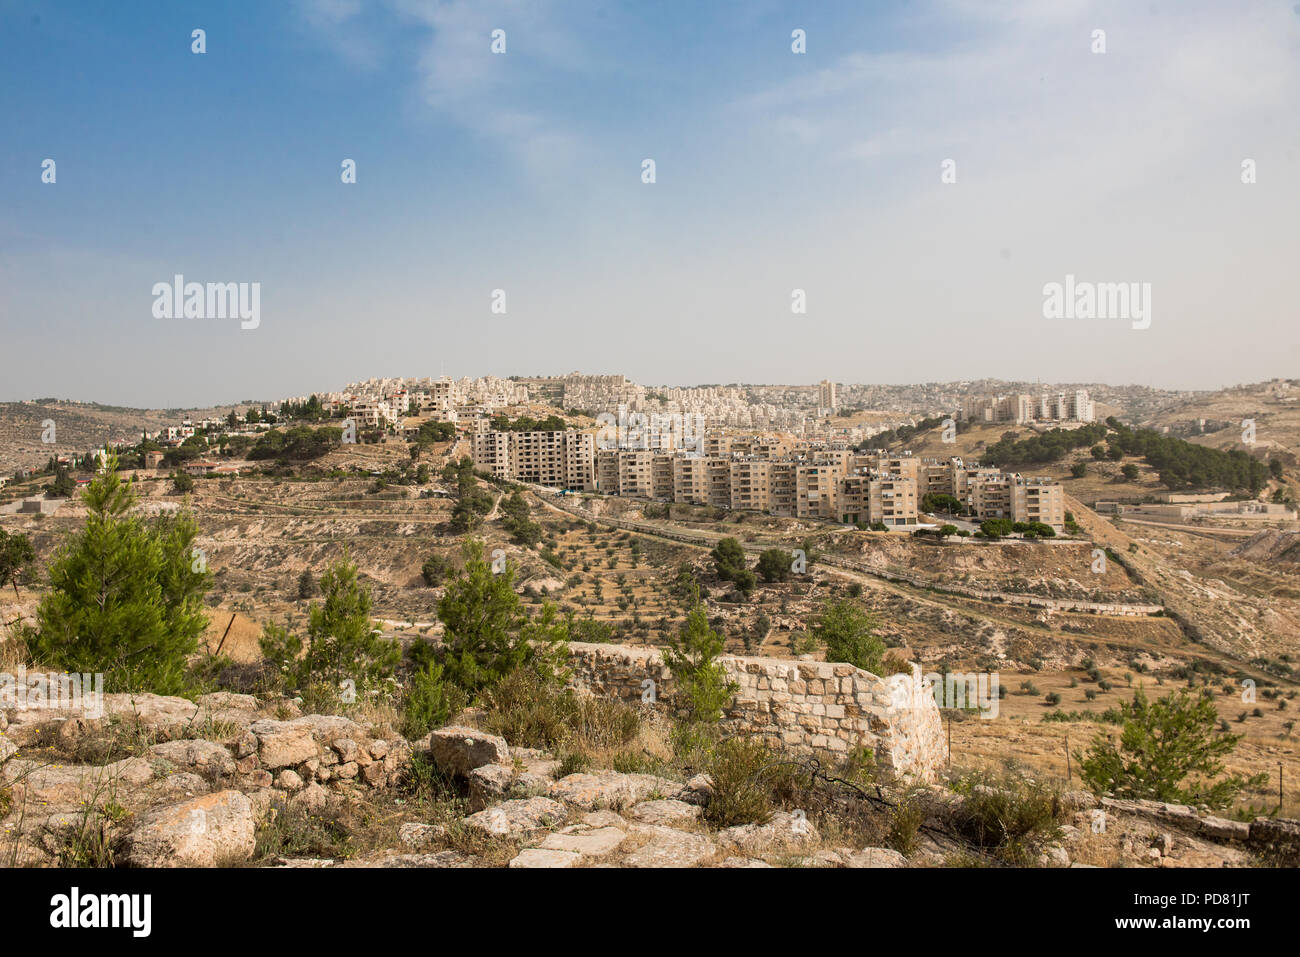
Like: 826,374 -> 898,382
123,790 -> 256,867
462,797 -> 568,836
148,739 -> 237,779
249,719 -> 320,769
468,764 -> 552,812
509,848 -> 580,868
538,825 -> 627,857
196,693 -> 258,711
548,771 -> 684,810
843,847 -> 908,868
427,727 -> 510,778
623,824 -> 716,868
628,799 -> 701,826
717,811 -> 820,856
399,822 -> 448,850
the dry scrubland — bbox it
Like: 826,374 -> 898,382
2,433 -> 1297,828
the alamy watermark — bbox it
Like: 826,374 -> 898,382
1042,274 -> 1150,330
892,668 -> 1000,718
152,274 -> 260,330
1,667 -> 105,718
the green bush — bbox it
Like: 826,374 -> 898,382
1076,688 -> 1268,809
401,660 -> 468,740
813,599 -> 885,675
703,736 -> 773,828
950,771 -> 1064,864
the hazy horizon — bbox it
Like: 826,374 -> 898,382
4,0 -> 1299,407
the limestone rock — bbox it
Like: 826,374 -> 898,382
623,824 -> 716,868
427,726 -> 511,778
123,790 -> 256,867
843,846 -> 908,868
548,771 -> 684,810
539,825 -> 627,857
399,822 -> 448,850
290,782 -> 329,814
628,799 -> 701,826
249,719 -> 320,769
463,797 -> 568,836
196,692 -> 259,711
148,739 -> 236,779
717,811 -> 820,856
509,848 -> 580,868
468,763 -> 552,812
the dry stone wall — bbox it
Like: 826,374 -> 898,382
566,643 -> 945,782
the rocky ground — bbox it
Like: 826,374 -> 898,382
4,690 -> 1295,869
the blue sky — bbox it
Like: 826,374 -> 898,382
2,0 -> 1299,407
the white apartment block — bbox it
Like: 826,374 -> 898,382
961,390 -> 1094,426
472,429 -> 597,490
470,427 -> 1066,532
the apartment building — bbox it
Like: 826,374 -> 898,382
964,473 -> 1066,531
619,450 -> 656,498
962,389 -> 1094,426
672,457 -> 710,505
769,462 -> 798,517
473,429 -> 1061,531
1013,478 -> 1066,529
471,431 -> 511,480
707,459 -> 733,509
818,379 -> 838,411
596,450 -> 620,494
651,455 -> 675,500
473,429 -> 596,490
969,474 -> 1015,520
512,431 -> 567,487
795,464 -> 840,520
729,459 -> 771,512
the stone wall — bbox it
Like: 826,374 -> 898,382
565,643 -> 945,782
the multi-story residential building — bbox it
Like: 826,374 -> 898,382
474,429 -> 1061,531
651,456 -> 675,500
471,431 -> 511,480
597,449 -> 620,494
961,390 -> 1093,426
963,473 -> 1066,531
769,462 -> 798,517
969,473 -> 1015,520
729,459 -> 771,512
473,429 -> 596,490
836,471 -> 920,527
511,431 -> 567,487
818,379 -> 838,412
795,464 -> 840,520
707,459 -> 733,509
672,457 -> 709,505
618,450 -> 656,498
1013,478 -> 1066,529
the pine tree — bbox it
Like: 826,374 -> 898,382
28,457 -> 209,694
1077,687 -> 1268,808
0,529 -> 35,599
813,599 -> 885,675
663,599 -> 737,723
262,554 -> 397,695
436,540 -> 528,694
430,539 -> 569,697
